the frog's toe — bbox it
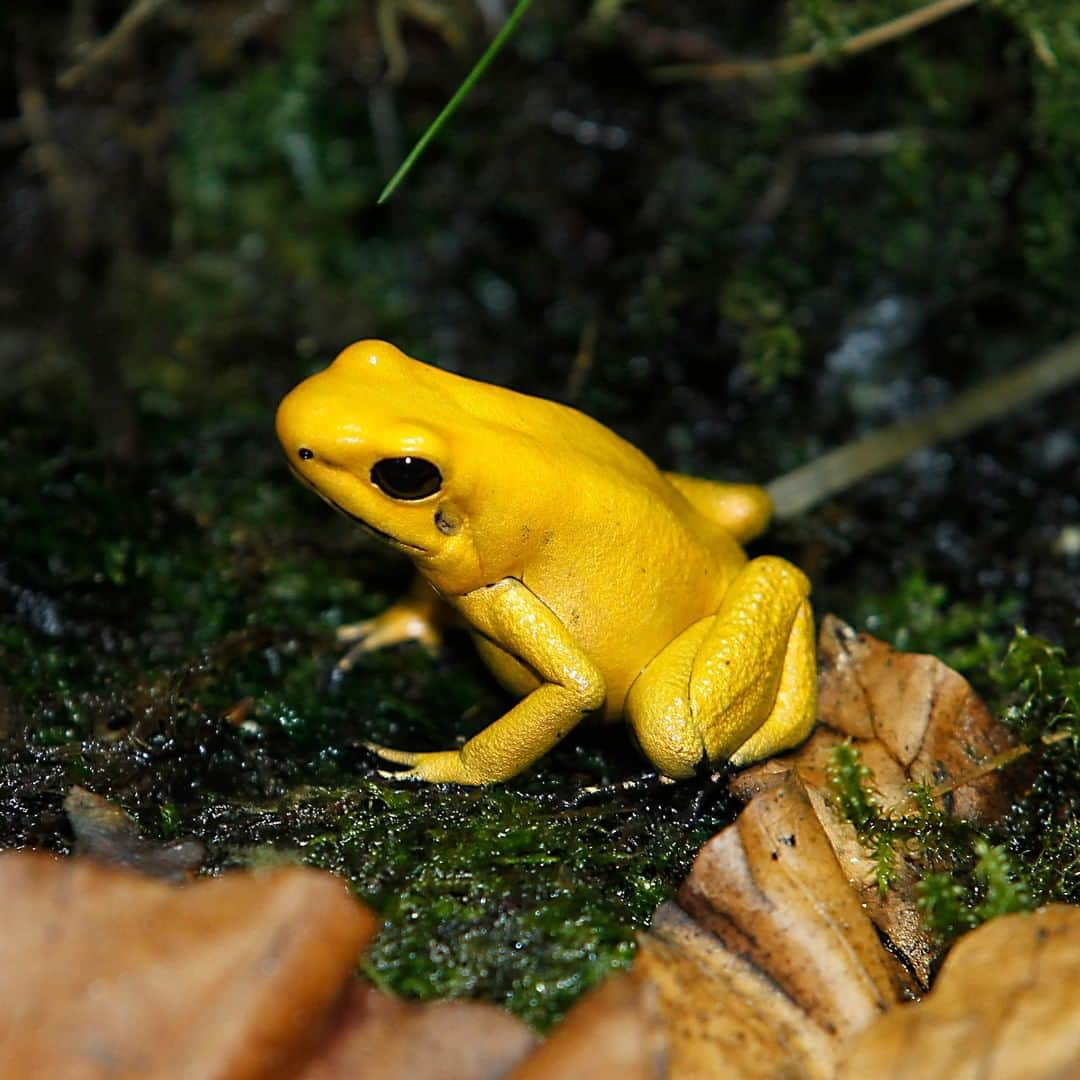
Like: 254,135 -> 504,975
336,607 -> 442,660
336,618 -> 377,646
375,766 -> 423,782
363,741 -> 422,766
367,745 -> 486,784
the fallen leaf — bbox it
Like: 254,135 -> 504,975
64,785 -> 205,881
730,615 -> 1023,985
676,774 -> 917,1037
507,972 -> 665,1080
838,905 -> 1080,1079
573,618 -> 1034,1076
635,903 -> 836,1079
616,774 -> 915,1079
304,981 -> 538,1080
0,851 -> 375,1079
733,614 -> 1019,820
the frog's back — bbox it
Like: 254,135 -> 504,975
407,356 -> 748,706
410,351 -> 704,512
335,342 -> 746,706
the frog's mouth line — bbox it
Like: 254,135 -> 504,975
287,461 -> 427,554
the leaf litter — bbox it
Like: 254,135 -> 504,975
1,617 -> 1076,1078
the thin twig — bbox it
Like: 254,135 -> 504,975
898,730 -> 1075,811
750,130 -> 915,225
58,0 -> 171,90
376,0 -> 411,85
767,334 -> 1080,519
653,0 -> 979,82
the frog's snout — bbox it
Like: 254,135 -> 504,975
275,374 -> 351,471
275,387 -> 311,465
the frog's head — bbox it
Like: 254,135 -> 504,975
275,340 -> 470,563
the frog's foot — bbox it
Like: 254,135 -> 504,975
364,742 -> 485,786
335,577 -> 454,672
335,605 -> 442,673
626,556 -> 816,779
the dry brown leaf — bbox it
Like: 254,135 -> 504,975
507,971 -> 665,1080
580,617 -> 1032,1076
838,905 -> 1080,1079
636,903 -> 837,1079
733,614 -> 1019,820
677,774 -> 917,1037
618,774 -> 915,1079
730,615 -> 1023,985
304,981 -> 538,1080
0,851 -> 375,1079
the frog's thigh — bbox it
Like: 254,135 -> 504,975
626,557 -> 815,779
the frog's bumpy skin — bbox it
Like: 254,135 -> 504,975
277,340 -> 817,784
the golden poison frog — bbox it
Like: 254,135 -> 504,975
276,340 -> 816,784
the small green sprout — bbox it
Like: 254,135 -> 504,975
377,0 -> 535,204
827,741 -> 880,830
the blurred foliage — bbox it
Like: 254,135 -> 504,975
1,0 -> 1078,1028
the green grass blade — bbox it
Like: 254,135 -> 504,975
377,0 -> 536,205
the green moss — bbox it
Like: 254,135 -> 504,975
916,872 -> 978,939
721,271 -> 806,390
826,741 -> 879,829
0,390 -> 731,1029
995,629 -> 1080,741
283,779 -> 721,1027
847,571 -> 1023,676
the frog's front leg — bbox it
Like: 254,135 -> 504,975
336,575 -> 460,671
625,556 -> 816,779
367,579 -> 605,784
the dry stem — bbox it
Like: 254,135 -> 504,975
653,0 -> 979,82
59,0 -> 171,90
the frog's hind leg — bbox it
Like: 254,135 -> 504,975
662,474 -> 773,543
625,556 -> 816,779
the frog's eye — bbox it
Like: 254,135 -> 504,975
371,457 -> 443,500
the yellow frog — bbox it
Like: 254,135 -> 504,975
275,340 -> 816,784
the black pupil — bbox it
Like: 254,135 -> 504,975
371,457 -> 442,500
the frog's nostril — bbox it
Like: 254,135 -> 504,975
298,447 -> 315,461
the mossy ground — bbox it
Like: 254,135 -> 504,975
2,0 -> 1078,1028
